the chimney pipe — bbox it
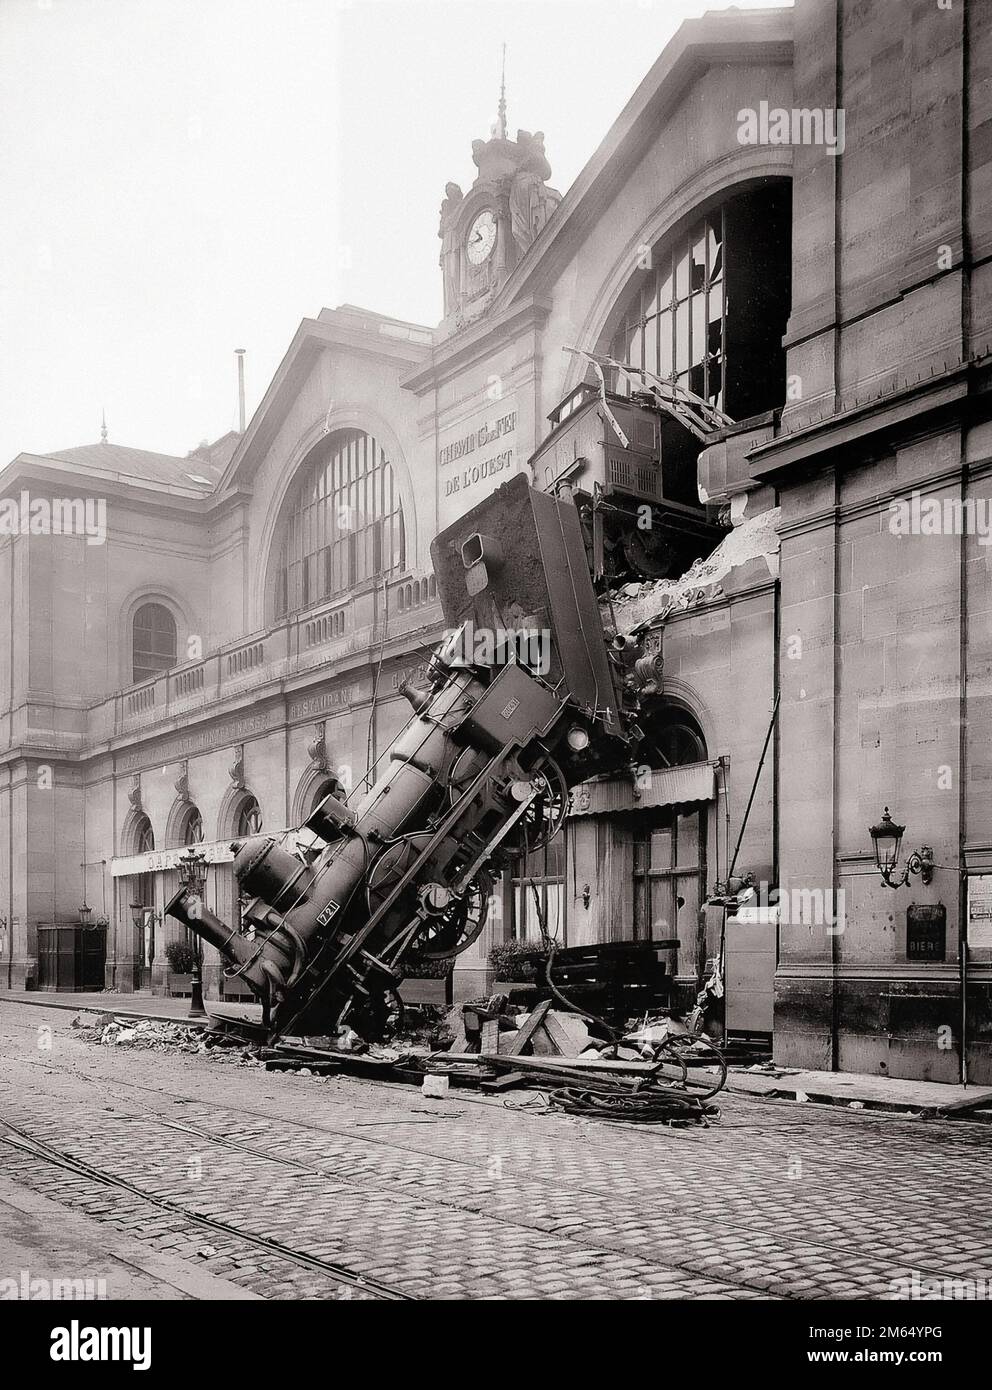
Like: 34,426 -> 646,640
235,348 -> 246,433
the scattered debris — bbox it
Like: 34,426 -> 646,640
65,999 -> 727,1128
76,1014 -> 260,1065
425,1000 -> 727,1124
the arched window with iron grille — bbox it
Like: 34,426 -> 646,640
606,182 -> 791,420
274,429 -> 405,618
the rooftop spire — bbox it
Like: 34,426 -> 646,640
496,43 -> 507,140
100,409 -> 108,443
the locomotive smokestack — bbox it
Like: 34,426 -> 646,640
235,348 -> 246,433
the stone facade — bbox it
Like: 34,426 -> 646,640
2,0 -> 990,1081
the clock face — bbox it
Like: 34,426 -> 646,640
466,209 -> 497,265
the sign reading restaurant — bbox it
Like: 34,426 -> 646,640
438,396 -> 518,527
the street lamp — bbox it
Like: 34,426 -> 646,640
868,807 -> 934,889
177,848 -> 208,1018
78,902 -> 92,928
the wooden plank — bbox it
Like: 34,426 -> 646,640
446,1017 -> 472,1055
507,999 -> 553,1055
480,1071 -> 528,1092
479,1052 -> 658,1076
480,1019 -> 500,1055
477,1055 -> 646,1089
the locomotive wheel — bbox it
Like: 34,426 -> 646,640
415,874 -> 491,959
366,833 -> 434,912
508,759 -> 569,856
367,835 -> 491,959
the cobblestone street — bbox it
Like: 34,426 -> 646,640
2,1000 -> 991,1301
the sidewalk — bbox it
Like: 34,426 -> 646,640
725,1064 -> 992,1118
0,988 -> 262,1028
0,1176 -> 261,1300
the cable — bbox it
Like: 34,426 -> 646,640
548,1083 -> 719,1126
527,879 -> 619,1049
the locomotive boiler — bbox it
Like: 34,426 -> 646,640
167,474 -> 640,1041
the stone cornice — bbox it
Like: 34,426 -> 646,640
401,295 -> 552,396
748,362 -> 978,482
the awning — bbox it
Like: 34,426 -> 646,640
568,760 -> 716,817
111,837 -> 236,878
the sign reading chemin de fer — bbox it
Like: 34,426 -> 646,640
438,396 -> 518,527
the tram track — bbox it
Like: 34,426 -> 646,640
0,1114 -> 414,1301
1,1049 -> 980,1302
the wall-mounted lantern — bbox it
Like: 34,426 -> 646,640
868,807 -> 934,889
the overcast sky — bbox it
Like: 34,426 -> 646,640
0,0 -> 788,467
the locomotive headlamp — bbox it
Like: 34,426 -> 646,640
566,725 -> 591,751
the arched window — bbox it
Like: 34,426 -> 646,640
135,814 -> 154,855
639,703 -> 707,769
181,807 -> 204,845
131,814 -> 155,922
132,603 -> 178,683
274,430 -> 405,618
236,796 -> 263,838
607,183 -> 791,420
311,775 -> 346,814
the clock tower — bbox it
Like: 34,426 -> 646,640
438,77 -> 561,333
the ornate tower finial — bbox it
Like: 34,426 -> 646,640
496,43 -> 507,140
100,409 -> 108,443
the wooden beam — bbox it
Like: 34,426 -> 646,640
507,999 -> 554,1055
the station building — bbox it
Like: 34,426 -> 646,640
3,0 -> 992,1083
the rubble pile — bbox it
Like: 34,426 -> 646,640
64,997 -> 727,1126
70,1012 -> 261,1066
422,995 -> 728,1124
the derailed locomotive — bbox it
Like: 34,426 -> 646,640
167,474 -> 643,1041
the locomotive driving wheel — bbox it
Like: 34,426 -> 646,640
366,834 -> 492,959
508,758 -> 569,855
413,873 -> 492,959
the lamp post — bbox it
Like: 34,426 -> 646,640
177,848 -> 208,1018
868,808 -> 934,889
868,807 -> 968,1086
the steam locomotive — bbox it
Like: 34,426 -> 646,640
167,474 -> 643,1040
